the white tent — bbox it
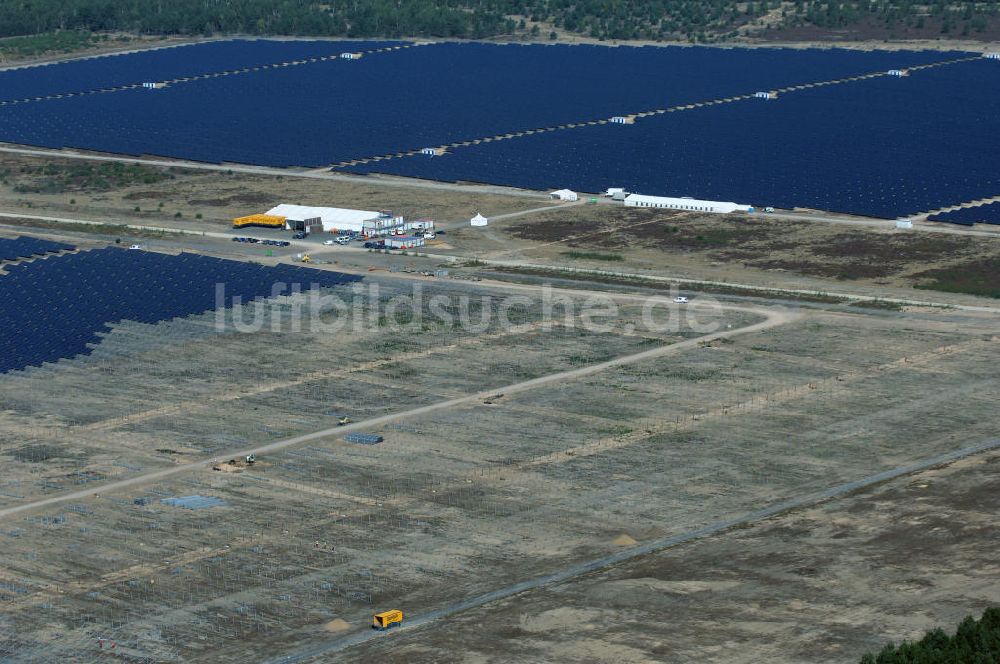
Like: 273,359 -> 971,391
623,194 -> 751,214
266,204 -> 380,233
550,189 -> 579,201
470,213 -> 488,227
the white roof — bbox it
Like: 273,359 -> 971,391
605,188 -> 625,195
551,189 -> 576,196
266,204 -> 379,224
471,213 -> 487,221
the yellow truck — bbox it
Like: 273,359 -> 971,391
372,609 -> 403,631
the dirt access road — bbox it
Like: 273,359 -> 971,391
0,291 -> 796,521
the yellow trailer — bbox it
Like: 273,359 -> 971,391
372,609 -> 403,630
233,214 -> 286,229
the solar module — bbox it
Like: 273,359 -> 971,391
0,39 -> 400,102
345,58 -> 1000,219
0,247 -> 363,374
0,42 -> 965,168
928,201 -> 1000,225
0,236 -> 75,262
0,41 -> 994,218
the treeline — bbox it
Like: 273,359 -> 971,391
861,607 -> 1000,663
0,0 -> 997,43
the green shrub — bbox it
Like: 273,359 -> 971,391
860,607 -> 1000,663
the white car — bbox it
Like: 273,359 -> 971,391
674,296 -> 689,304
127,244 -> 143,250
323,239 -> 336,245
423,232 -> 436,240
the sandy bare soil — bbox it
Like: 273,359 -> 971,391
2,248 -> 998,662
347,448 -> 1000,664
1,133 -> 999,663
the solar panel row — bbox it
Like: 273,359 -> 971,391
0,39 -> 399,102
0,236 -> 75,262
0,41 -> 994,219
927,201 -> 1000,226
344,58 -> 1000,219
0,247 -> 362,374
0,42 -> 964,169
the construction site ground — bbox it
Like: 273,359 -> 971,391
1,240 -> 999,660
348,447 -> 1000,664
1,153 -> 1000,662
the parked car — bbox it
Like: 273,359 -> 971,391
674,296 -> 689,304
335,236 -> 352,245
323,239 -> 336,245
292,232 -> 306,239
436,230 -> 446,235
363,241 -> 383,249
423,232 -> 436,240
278,241 -> 291,247
231,236 -> 241,242
127,244 -> 143,250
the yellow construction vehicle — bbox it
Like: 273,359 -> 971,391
337,416 -> 352,426
372,609 -> 403,631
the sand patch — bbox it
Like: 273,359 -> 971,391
323,618 -> 350,632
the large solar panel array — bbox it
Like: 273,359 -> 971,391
0,39 -> 397,102
0,40 -> 995,218
0,236 -> 74,262
0,247 -> 362,374
928,202 -> 1000,226
0,42 -> 962,168
344,57 -> 1000,219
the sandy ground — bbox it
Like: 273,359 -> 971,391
347,448 -> 1000,663
2,239 -> 999,662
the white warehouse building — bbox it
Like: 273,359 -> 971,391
623,194 -> 752,214
266,204 -> 382,233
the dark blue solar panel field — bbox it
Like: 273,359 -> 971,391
928,201 -> 1000,225
0,246 -> 361,374
0,38 -> 997,218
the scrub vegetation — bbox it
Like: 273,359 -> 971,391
1,1 -> 998,44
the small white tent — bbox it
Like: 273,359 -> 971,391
470,213 -> 488,227
550,189 -> 579,201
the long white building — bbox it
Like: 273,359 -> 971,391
623,194 -> 751,214
266,204 -> 381,233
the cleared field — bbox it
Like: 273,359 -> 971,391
346,446 -> 1000,664
1,273 -> 997,662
